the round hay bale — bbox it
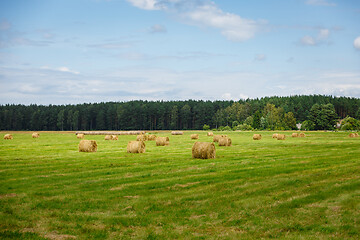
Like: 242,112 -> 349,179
277,134 -> 286,140
156,137 -> 170,146
253,134 -> 262,140
127,141 -> 146,153
192,142 -> 216,159
292,133 -> 299,137
3,134 -> 13,140
32,132 -> 40,138
191,134 -> 199,140
77,133 -> 84,139
136,134 -> 148,141
104,135 -> 112,140
299,132 -> 306,137
213,135 -> 226,142
147,134 -> 157,141
171,131 -> 184,135
272,133 -> 278,139
349,133 -> 356,138
218,136 -> 232,146
207,132 -> 214,136
79,140 -> 97,152
112,135 -> 118,140
355,133 -> 359,137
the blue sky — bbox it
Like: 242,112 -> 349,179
0,0 -> 359,105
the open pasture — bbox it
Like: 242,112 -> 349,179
0,131 -> 359,239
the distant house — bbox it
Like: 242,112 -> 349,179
335,119 -> 345,129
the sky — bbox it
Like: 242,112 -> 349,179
0,0 -> 359,105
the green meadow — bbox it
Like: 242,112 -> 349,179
0,131 -> 359,239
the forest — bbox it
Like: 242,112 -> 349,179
1,95 -> 360,131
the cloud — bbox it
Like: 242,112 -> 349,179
305,0 -> 336,7
126,0 -> 265,42
254,54 -> 266,61
87,42 -> 134,49
354,36 -> 360,50
126,0 -> 162,10
149,24 -> 167,33
299,28 -> 330,46
41,66 -> 80,75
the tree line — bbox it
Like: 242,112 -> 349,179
1,95 -> 360,131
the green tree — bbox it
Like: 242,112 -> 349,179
170,105 -> 179,130
57,109 -> 65,131
252,110 -> 261,129
283,112 -> 297,130
308,103 -> 338,130
340,116 -> 360,130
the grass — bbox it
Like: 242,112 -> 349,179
0,131 -> 359,239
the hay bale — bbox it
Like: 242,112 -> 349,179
277,134 -> 286,140
32,132 -> 40,138
147,134 -> 157,141
218,136 -> 232,146
191,134 -> 199,140
136,135 -> 148,141
127,141 -> 146,153
77,133 -> 84,139
207,132 -> 214,136
156,137 -> 170,146
171,131 -> 184,135
292,133 -> 299,137
299,132 -> 306,137
253,134 -> 262,140
78,140 -> 97,152
112,135 -> 118,140
355,133 -> 359,137
192,142 -> 216,159
213,135 -> 226,142
3,134 -> 13,140
349,133 -> 356,138
105,135 -> 112,140
272,133 -> 278,139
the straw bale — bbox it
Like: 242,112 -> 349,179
78,140 -> 97,152
192,142 -> 216,159
299,132 -> 306,137
3,134 -> 13,140
171,131 -> 184,135
272,133 -> 278,139
218,136 -> 232,146
136,134 -> 148,141
277,134 -> 286,140
253,134 -> 262,140
32,132 -> 40,138
213,135 -> 227,142
355,133 -> 359,137
292,133 -> 299,137
207,132 -> 214,136
147,134 -> 157,141
191,134 -> 199,140
127,141 -> 146,153
112,135 -> 118,140
77,133 -> 84,139
349,133 -> 356,138
104,135 -> 112,140
156,137 -> 170,146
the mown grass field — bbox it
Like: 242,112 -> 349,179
0,131 -> 359,239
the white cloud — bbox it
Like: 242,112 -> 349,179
126,0 -> 162,10
318,29 -> 330,40
149,24 -> 167,33
354,36 -> 360,50
301,35 -> 316,46
299,29 -> 330,46
41,66 -> 80,75
126,0 -> 264,42
305,0 -> 336,7
255,54 -> 266,61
